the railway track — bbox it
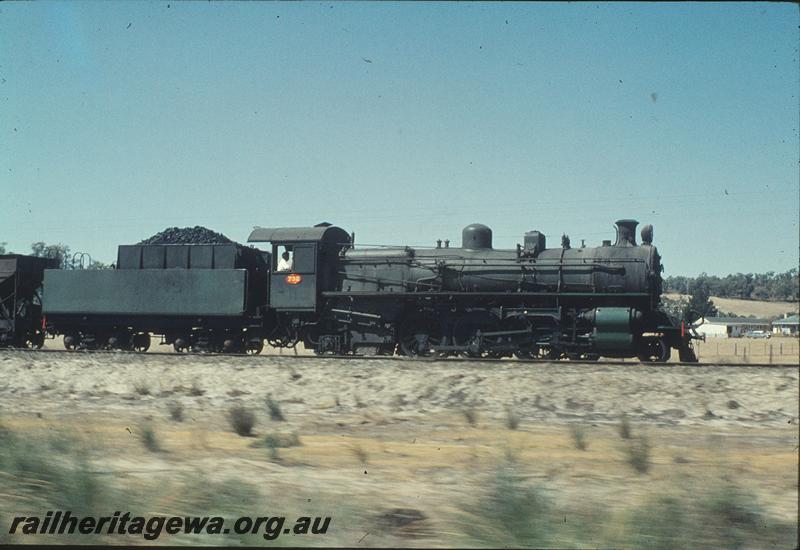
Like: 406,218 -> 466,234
3,347 -> 797,368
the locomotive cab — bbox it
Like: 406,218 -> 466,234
247,225 -> 351,312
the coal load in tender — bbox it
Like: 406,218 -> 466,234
138,226 -> 236,245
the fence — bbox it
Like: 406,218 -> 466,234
693,337 -> 799,364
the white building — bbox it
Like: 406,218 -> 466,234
772,314 -> 799,336
696,317 -> 771,338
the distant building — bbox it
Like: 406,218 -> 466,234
696,317 -> 771,338
772,314 -> 799,336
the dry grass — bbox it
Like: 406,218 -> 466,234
2,351 -> 796,547
0,411 -> 796,548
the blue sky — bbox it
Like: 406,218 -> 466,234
2,2 -> 798,276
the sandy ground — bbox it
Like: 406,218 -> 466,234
1,350 -> 798,547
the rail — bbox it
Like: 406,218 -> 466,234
3,347 -> 797,368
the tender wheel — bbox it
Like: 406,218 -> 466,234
173,337 -> 190,353
107,332 -> 133,351
398,315 -> 444,357
637,338 -> 670,363
245,338 -> 264,355
24,331 -> 45,349
80,338 -> 99,351
64,334 -> 80,351
222,338 -> 241,353
132,333 -> 151,353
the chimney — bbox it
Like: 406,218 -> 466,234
614,219 -> 638,247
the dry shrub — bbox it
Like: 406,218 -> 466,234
505,406 -> 520,430
251,432 -> 302,461
228,405 -> 256,436
140,425 -> 162,452
463,460 -> 556,546
265,395 -> 285,421
462,407 -> 478,427
626,436 -> 651,474
350,443 -> 369,465
619,413 -> 632,439
569,424 -> 588,450
189,379 -> 205,396
168,401 -> 184,422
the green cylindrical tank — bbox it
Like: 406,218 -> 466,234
593,307 -> 636,350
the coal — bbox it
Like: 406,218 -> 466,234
139,226 -> 236,245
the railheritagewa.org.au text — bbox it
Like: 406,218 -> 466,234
8,510 -> 331,541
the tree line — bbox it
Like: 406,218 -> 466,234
664,270 -> 799,303
0,241 -> 109,269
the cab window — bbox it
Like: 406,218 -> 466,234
292,244 -> 316,273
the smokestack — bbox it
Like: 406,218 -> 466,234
614,219 -> 638,247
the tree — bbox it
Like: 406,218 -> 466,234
30,242 -> 71,267
661,295 -> 688,321
0,242 -> 6,255
683,274 -> 718,322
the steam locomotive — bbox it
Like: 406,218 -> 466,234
0,219 -> 699,362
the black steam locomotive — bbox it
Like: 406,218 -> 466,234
0,219 -> 699,362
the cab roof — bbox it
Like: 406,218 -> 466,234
247,226 -> 351,245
